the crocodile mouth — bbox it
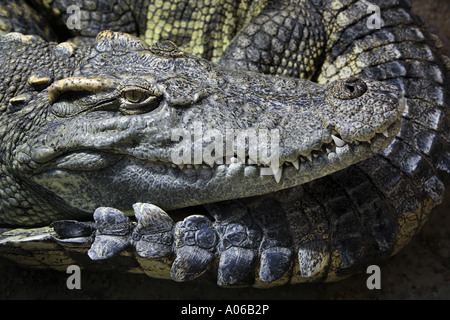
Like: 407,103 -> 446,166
125,119 -> 401,181
31,117 -> 401,214
41,119 -> 400,174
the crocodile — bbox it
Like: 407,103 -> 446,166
0,0 -> 448,288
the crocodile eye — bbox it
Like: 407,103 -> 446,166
119,88 -> 163,115
124,90 -> 147,103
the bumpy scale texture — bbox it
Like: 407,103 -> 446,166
0,0 -> 448,288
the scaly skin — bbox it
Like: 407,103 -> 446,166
0,0 -> 448,287
0,30 -> 402,225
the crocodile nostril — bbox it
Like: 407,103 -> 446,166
331,77 -> 368,100
346,84 -> 355,93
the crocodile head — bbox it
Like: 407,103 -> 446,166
0,31 -> 404,225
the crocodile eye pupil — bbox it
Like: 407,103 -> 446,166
124,90 -> 145,103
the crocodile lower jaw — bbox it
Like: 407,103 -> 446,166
125,117 -> 402,183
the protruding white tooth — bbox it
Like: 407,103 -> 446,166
382,130 -> 389,138
186,164 -> 194,169
354,141 -> 360,145
178,164 -> 185,170
171,164 -> 177,168
229,157 -> 239,164
272,167 -> 282,183
331,135 -> 346,147
306,154 -> 313,162
292,159 -> 299,170
194,164 -> 201,169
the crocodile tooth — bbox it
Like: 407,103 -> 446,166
291,159 -> 299,169
382,130 -> 389,138
273,167 -> 282,183
306,154 -> 313,162
230,157 -> 239,164
331,135 -> 346,147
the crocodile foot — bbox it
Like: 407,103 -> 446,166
88,207 -> 134,260
171,214 -> 216,282
53,200 -> 295,287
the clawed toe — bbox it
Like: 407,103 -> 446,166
259,247 -> 293,283
132,203 -> 174,259
171,215 -> 216,282
218,247 -> 255,286
52,200 -> 300,287
88,207 -> 133,260
51,220 -> 95,245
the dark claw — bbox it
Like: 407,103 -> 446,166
259,247 -> 293,283
170,215 -> 216,281
87,207 -> 133,260
88,234 -> 130,260
206,200 -> 260,287
51,220 -> 95,245
51,220 -> 95,238
132,203 -> 174,259
297,241 -> 329,279
252,199 -> 293,284
93,207 -> 133,236
218,247 -> 255,287
171,246 -> 214,282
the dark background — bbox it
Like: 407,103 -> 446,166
0,0 -> 449,299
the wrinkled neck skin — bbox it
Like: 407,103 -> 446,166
0,31 -> 403,226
